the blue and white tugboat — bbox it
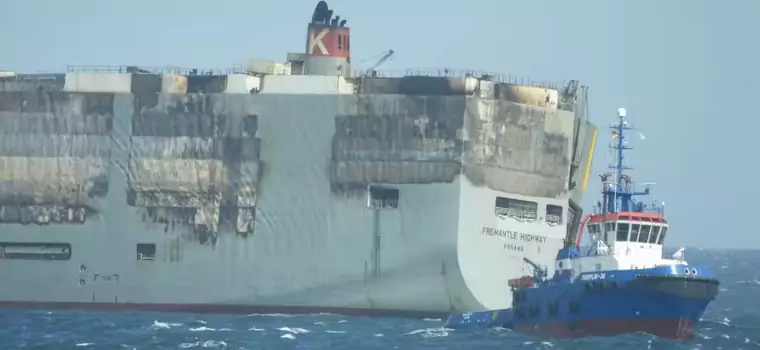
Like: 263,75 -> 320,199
446,108 -> 720,341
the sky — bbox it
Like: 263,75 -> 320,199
2,0 -> 757,249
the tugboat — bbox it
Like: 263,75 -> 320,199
445,107 -> 720,341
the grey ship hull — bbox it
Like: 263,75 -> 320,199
0,71 -> 598,316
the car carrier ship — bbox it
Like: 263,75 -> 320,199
0,1 -> 598,316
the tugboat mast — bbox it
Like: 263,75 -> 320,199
600,108 -> 651,215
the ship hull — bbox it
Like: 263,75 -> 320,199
512,272 -> 719,341
514,318 -> 698,340
0,176 -> 567,316
0,72 -> 596,315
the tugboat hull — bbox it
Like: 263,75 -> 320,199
512,272 -> 720,341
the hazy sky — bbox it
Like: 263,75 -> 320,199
2,0 -> 756,249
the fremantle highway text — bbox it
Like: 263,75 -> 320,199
481,226 -> 548,252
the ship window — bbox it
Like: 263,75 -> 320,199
619,215 -> 630,220
0,242 -> 71,261
545,204 -> 563,225
338,35 -> 343,50
630,224 -> 641,242
616,223 -> 629,241
495,197 -> 538,222
605,222 -> 616,232
368,185 -> 399,209
657,227 -> 668,244
649,226 -> 661,244
638,225 -> 651,243
136,243 -> 156,261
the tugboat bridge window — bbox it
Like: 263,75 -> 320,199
657,226 -> 668,244
136,243 -> 156,261
616,223 -> 629,242
368,185 -> 399,209
630,224 -> 641,242
649,226 -> 661,244
637,225 -> 651,243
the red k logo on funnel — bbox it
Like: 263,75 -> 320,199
309,29 -> 329,55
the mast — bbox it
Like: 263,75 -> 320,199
600,108 -> 650,215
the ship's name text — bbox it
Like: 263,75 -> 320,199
580,272 -> 607,281
481,226 -> 547,244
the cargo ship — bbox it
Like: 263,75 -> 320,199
0,1 -> 598,316
445,108 -> 719,340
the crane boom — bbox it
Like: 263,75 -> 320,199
358,49 -> 394,76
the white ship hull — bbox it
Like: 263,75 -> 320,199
0,70 -> 597,316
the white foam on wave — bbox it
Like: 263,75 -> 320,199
277,327 -> 310,334
202,340 -> 227,348
402,327 -> 452,338
151,320 -> 183,329
180,340 -> 228,348
281,333 -> 296,340
189,326 -> 232,332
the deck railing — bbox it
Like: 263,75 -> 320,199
63,65 -> 566,89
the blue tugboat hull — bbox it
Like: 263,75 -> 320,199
513,282 -> 715,340
445,266 -> 719,341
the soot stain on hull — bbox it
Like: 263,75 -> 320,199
128,93 -> 262,243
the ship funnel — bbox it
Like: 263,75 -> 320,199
617,107 -> 627,118
304,1 -> 351,76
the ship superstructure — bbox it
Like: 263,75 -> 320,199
0,1 -> 598,316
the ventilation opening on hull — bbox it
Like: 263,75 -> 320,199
368,185 -> 399,209
495,197 -> 538,222
136,243 -> 156,261
546,204 -> 564,225
0,242 -> 71,261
